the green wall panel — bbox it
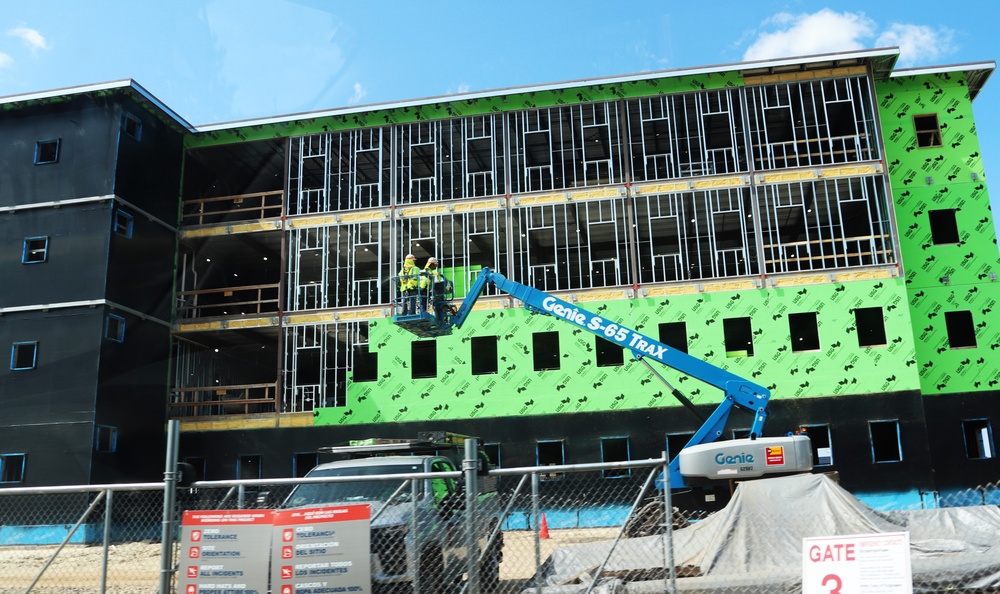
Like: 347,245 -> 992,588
315,278 -> 920,427
876,70 -> 1000,395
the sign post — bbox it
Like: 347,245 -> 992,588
802,532 -> 912,594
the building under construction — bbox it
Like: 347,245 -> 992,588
1,47 -> 997,509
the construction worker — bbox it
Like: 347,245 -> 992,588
419,257 -> 450,322
398,254 -> 419,315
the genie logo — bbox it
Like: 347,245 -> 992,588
715,452 -> 754,465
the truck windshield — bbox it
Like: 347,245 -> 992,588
284,463 -> 424,508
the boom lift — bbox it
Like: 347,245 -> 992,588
393,267 -> 811,489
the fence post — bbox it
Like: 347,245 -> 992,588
464,438 -> 480,594
100,489 -> 113,594
663,451 -> 676,594
159,419 -> 180,594
532,471 -> 541,594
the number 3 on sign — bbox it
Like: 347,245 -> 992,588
821,574 -> 842,594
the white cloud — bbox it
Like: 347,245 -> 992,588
743,9 -> 875,62
0,52 -> 12,69
742,9 -> 956,67
877,23 -> 954,67
348,82 -> 367,105
7,25 -> 48,52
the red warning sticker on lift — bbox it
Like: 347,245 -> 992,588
766,446 -> 785,465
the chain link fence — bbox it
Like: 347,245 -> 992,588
3,454 -> 1000,594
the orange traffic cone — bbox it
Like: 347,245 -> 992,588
539,513 -> 550,539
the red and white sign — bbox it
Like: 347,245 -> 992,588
765,446 -> 785,465
802,532 -> 912,594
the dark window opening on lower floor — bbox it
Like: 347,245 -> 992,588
723,317 -> 754,357
95,425 -> 117,453
802,424 -> 833,466
471,336 -> 499,375
114,208 -> 134,238
945,310 -> 977,349
533,331 -> 561,371
537,440 -> 565,480
352,344 -> 378,382
962,419 -> 994,459
596,336 -> 624,367
483,443 -> 501,469
11,342 -> 38,370
869,420 -> 902,463
789,312 -> 820,352
928,208 -> 960,245
658,322 -> 688,354
238,454 -> 262,480
22,236 -> 49,264
104,314 -> 126,343
294,452 -> 320,477
854,306 -> 887,347
666,432 -> 694,461
601,437 -> 631,478
35,139 -> 60,164
0,454 -> 26,483
183,457 -> 206,482
411,340 -> 437,379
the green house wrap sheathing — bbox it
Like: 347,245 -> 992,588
878,70 -> 1000,395
314,278 -> 920,427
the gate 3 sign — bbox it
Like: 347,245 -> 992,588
802,532 -> 912,594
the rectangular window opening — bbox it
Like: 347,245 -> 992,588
238,454 -> 262,480
723,317 -> 754,357
483,443 -> 501,469
293,452 -> 319,477
532,331 -> 561,371
411,340 -> 438,379
22,236 -> 49,264
869,420 -> 902,463
123,113 -> 143,140
913,113 -> 942,148
114,209 -> 134,238
962,419 -> 994,459
945,310 -> 977,349
471,336 -> 499,375
0,454 -> 26,483
104,314 -> 126,343
352,344 -> 378,382
658,322 -> 688,354
601,437 -> 631,478
537,440 -> 565,480
789,312 -> 820,352
854,307 -> 887,347
11,342 -> 38,370
928,209 -> 960,245
802,424 -> 833,466
666,432 -> 694,461
34,139 -> 60,164
95,425 -> 117,453
595,336 -> 625,367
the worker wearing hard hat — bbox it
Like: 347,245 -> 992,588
419,257 -> 449,321
398,254 -> 419,315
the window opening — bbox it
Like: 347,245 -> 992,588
723,317 -> 754,357
532,331 -> 560,371
238,455 -> 262,479
11,342 -> 38,370
854,307 -> 887,347
658,322 -> 688,353
601,437 -> 631,478
789,312 -> 820,352
666,432 -> 694,460
0,454 -> 26,483
801,424 -> 833,466
95,425 -> 117,452
184,457 -> 206,483
22,236 -> 49,264
962,419 -> 994,459
537,440 -> 565,480
945,310 -> 977,349
123,113 -> 142,140
471,336 -> 499,375
928,209 -> 960,245
869,420 -> 902,463
104,314 -> 125,343
595,336 -> 624,367
411,340 -> 437,379
294,452 -> 319,477
913,113 -> 942,148
34,139 -> 60,164
352,343 -> 377,382
114,208 -> 134,238
483,443 -> 501,469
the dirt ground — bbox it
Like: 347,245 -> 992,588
0,527 -> 618,593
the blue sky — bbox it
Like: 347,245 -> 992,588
1,1 -> 997,178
